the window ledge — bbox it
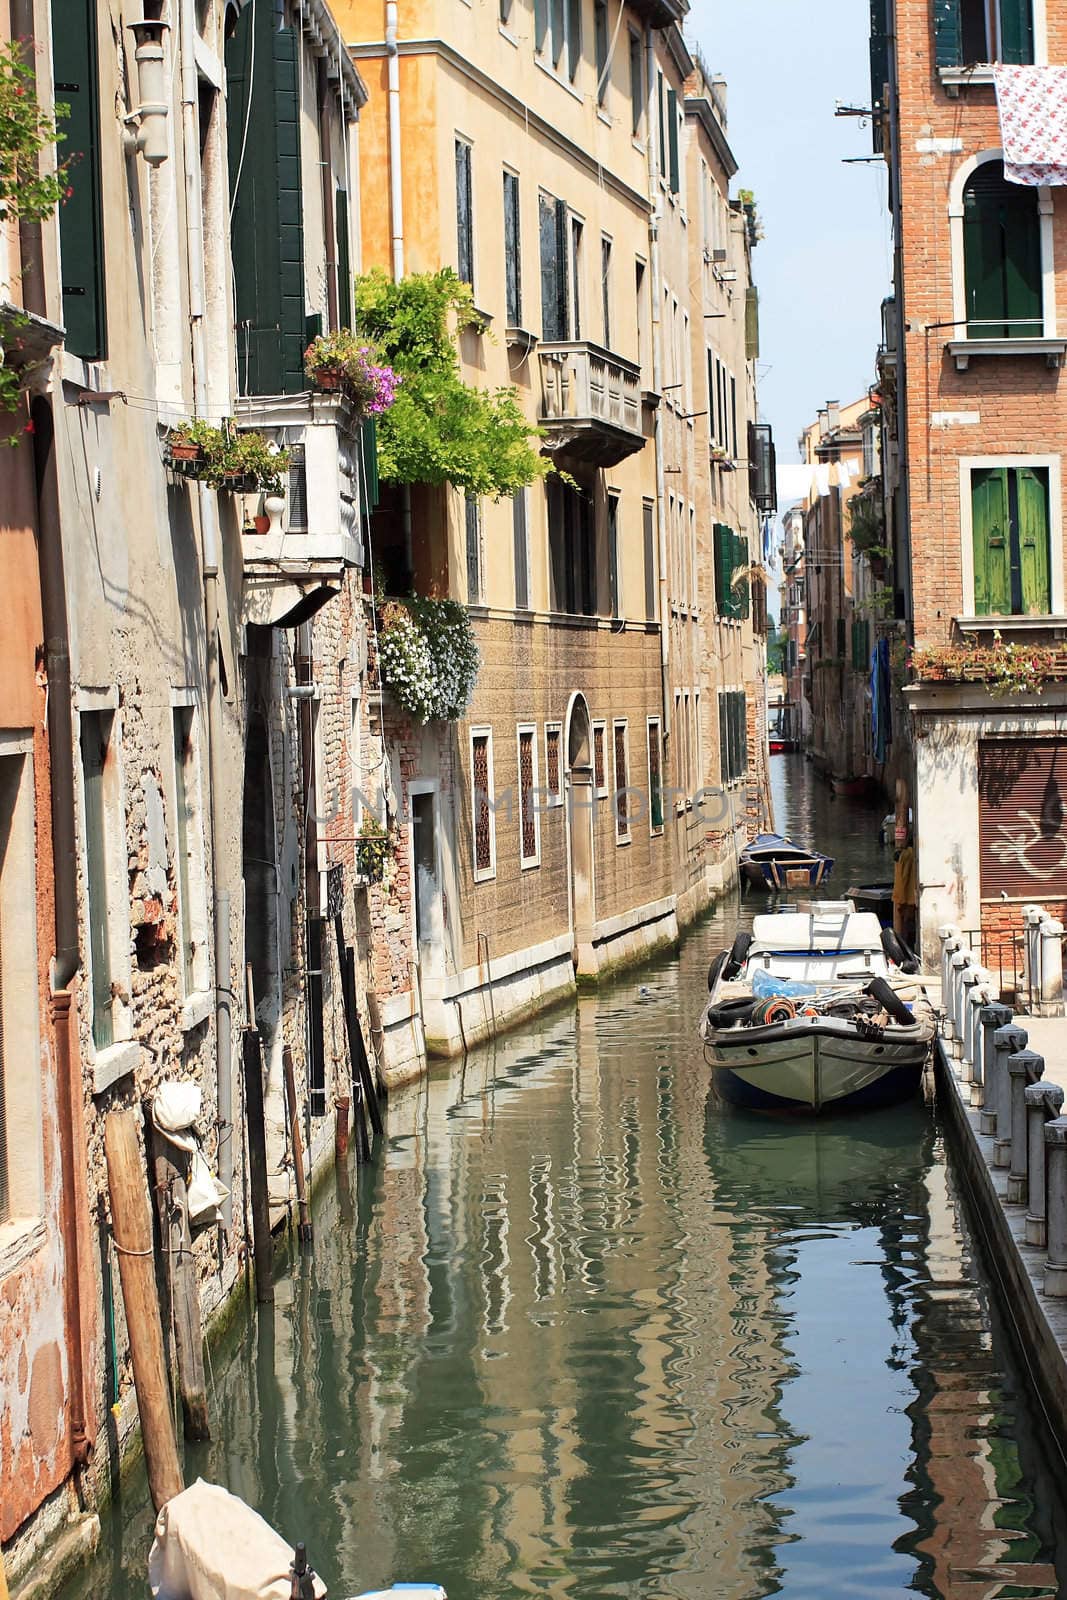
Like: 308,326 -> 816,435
946,337 -> 1067,370
956,614 -> 1067,641
92,1039 -> 141,1097
506,325 -> 538,353
939,63 -> 996,94
0,1216 -> 47,1282
182,989 -> 213,1032
534,56 -> 584,103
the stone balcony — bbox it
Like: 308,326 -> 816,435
235,390 -> 365,627
537,342 -> 645,468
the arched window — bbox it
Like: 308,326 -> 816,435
963,162 -> 1042,338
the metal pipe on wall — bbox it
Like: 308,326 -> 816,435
644,28 -> 671,744
386,0 -> 404,279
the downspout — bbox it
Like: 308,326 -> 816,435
179,0 -> 233,1233
386,0 -> 413,572
316,59 -> 339,332
31,396 -> 92,1467
645,28 -> 670,743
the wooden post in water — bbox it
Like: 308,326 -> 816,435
243,1027 -> 275,1302
345,944 -> 384,1136
283,1045 -> 313,1243
104,1110 -> 184,1510
151,1126 -> 210,1439
331,913 -> 371,1157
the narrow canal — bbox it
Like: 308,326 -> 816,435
61,757 -> 1067,1599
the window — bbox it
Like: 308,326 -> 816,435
593,720 -> 608,797
643,499 -> 656,619
537,0 -> 581,79
545,723 -> 563,806
471,729 -> 496,879
714,525 -> 750,619
172,701 -> 209,1002
718,691 -> 748,784
607,492 -> 621,617
635,257 -> 648,371
466,495 -> 483,603
513,491 -> 530,610
504,170 -> 522,326
629,30 -> 644,135
613,720 -> 630,841
53,0 -> 106,358
647,719 -> 663,833
935,0 -> 1034,68
666,86 -> 680,194
547,478 -> 596,615
539,192 -> 569,340
970,464 -> 1051,614
594,0 -> 609,104
570,215 -> 584,340
500,0 -> 513,22
0,739 -> 44,1229
80,708 -> 128,1053
963,162 -> 1042,339
657,70 -> 667,178
601,235 -> 613,350
517,725 -> 541,867
456,138 -> 474,287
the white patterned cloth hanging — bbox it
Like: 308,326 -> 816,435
994,65 -> 1067,185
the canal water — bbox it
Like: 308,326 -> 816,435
59,756 -> 1067,1599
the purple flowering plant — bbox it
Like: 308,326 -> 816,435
303,328 -> 401,417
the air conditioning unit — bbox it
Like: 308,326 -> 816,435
712,248 -> 728,263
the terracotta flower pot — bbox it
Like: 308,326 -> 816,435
312,367 -> 344,392
253,513 -> 271,535
168,439 -> 202,462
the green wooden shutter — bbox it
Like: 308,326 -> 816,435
714,524 -> 730,614
1017,466 -> 1051,614
745,288 -> 759,361
972,467 -> 1012,615
667,88 -> 680,194
964,165 -> 1041,338
360,419 -> 379,514
869,0 -> 889,152
336,189 -> 352,329
999,0 -> 1034,64
534,0 -> 548,51
226,5 -> 306,394
1003,187 -> 1043,336
933,0 -> 962,67
738,535 -> 751,619
52,0 -> 106,359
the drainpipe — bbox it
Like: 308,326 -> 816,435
316,59 -> 339,332
31,396 -> 92,1467
385,0 -> 404,279
179,0 -> 233,1233
645,28 -> 670,743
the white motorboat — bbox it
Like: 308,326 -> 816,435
699,905 -> 934,1114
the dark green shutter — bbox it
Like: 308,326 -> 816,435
964,163 -> 1042,339
869,0 -> 889,152
718,695 -> 728,782
667,88 -> 680,194
80,714 -> 113,1051
737,535 -> 750,620
52,0 -> 106,359
745,288 -> 759,361
336,189 -> 352,329
1017,466 -> 1051,614
535,0 -> 548,52
714,524 -> 730,614
972,467 -> 1011,615
933,0 -> 962,67
360,419 -> 379,515
455,141 -> 473,285
999,0 -> 1034,64
227,5 -> 306,394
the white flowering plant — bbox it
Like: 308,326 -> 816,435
377,597 -> 480,722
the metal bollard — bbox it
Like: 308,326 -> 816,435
1022,904 -> 1047,1008
1026,1082 -> 1065,1246
1043,1116 -> 1067,1297
1039,918 -> 1064,1016
992,1023 -> 1028,1167
959,969 -> 984,1079
978,1003 -> 1013,1130
948,951 -> 973,1053
1007,1051 -> 1044,1203
939,926 -> 962,1031
965,978 -> 994,1097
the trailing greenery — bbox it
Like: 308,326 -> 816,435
166,422 -> 290,493
354,268 -> 548,496
377,596 -> 480,722
847,490 -> 886,555
354,814 -> 391,882
910,630 -> 1065,697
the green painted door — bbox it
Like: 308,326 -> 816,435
1017,466 -> 1051,614
972,467 -> 1012,615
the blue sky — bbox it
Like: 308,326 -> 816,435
689,1 -> 894,463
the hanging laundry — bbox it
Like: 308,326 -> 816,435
813,464 -> 832,497
994,66 -> 1067,185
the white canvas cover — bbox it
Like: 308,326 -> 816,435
148,1479 -> 327,1600
749,911 -> 884,956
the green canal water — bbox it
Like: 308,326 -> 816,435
58,757 -> 1067,1598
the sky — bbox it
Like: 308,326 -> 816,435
689,0 -> 894,464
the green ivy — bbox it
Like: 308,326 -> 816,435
354,268 -> 548,497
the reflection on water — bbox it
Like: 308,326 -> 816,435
58,761 -> 1067,1600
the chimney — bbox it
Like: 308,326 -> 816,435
826,400 -> 840,433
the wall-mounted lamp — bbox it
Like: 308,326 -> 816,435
125,16 -> 171,167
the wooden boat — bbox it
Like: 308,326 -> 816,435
846,882 -> 895,926
740,831 -> 834,891
768,737 -> 796,754
700,907 -> 933,1114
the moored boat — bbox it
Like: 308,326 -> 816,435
700,906 -> 933,1114
740,831 -> 834,891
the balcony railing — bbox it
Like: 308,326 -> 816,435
235,391 -> 367,627
537,341 -> 645,468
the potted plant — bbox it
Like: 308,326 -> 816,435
354,814 -> 390,883
208,430 -> 290,494
166,418 -> 222,469
303,328 -> 401,415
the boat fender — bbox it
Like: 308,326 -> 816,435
725,931 -> 753,978
707,951 -> 729,992
866,975 -> 914,1026
881,925 -> 919,974
705,996 -> 758,1028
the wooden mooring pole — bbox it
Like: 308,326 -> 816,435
243,1027 -> 275,1302
283,1045 -> 313,1243
104,1110 -> 183,1511
151,1126 -> 210,1440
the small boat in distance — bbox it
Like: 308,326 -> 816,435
740,831 -> 834,891
700,906 -> 933,1113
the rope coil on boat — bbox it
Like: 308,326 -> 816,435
750,997 -> 797,1025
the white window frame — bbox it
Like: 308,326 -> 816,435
592,718 -> 609,798
516,722 -> 541,869
170,689 -> 212,1026
612,716 -> 631,844
77,690 -> 138,1093
646,716 -> 664,837
0,733 -> 45,1254
470,725 -> 497,882
544,721 -> 563,808
958,453 -> 1064,618
948,149 -> 1057,340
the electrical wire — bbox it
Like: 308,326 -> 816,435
228,0 -> 257,226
